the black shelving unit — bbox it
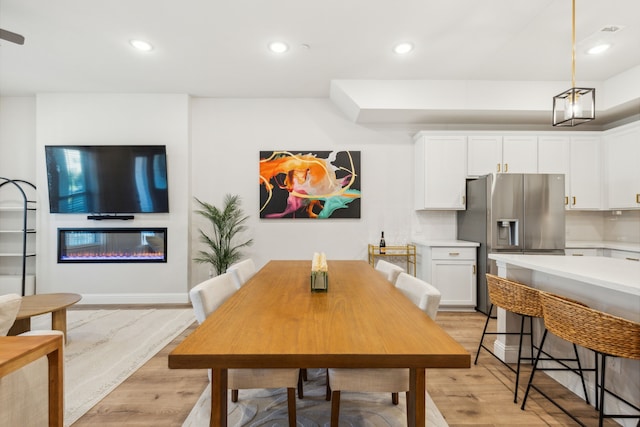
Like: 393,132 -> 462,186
0,177 -> 36,296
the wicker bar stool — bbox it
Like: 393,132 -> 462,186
523,292 -> 640,427
476,274 -> 590,404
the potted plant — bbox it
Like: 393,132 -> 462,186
194,194 -> 253,276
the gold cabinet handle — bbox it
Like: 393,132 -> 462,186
626,257 -> 640,262
497,163 -> 501,173
572,253 -> 584,256
565,196 -> 569,205
636,194 -> 640,204
472,265 -> 476,274
572,196 -> 576,206
449,252 -> 460,256
462,195 -> 465,205
504,163 -> 508,173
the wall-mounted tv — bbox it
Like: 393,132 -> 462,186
45,145 -> 169,214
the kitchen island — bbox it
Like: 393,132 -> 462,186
489,254 -> 640,426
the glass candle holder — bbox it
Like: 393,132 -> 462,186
310,271 -> 328,292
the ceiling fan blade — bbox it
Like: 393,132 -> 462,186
0,29 -> 25,45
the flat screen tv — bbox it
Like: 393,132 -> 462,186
45,145 -> 169,214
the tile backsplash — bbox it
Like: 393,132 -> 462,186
566,210 -> 640,243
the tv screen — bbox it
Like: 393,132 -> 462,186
45,145 -> 169,214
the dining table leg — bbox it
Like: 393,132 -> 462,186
408,367 -> 426,427
51,309 -> 68,344
47,336 -> 64,427
211,368 -> 228,427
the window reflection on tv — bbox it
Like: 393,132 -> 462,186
45,145 -> 169,213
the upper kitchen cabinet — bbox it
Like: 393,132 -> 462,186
414,134 -> 467,210
569,136 -> 603,210
467,135 -> 537,176
539,135 -> 602,210
604,123 -> 640,209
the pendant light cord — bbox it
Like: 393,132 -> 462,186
571,0 -> 576,88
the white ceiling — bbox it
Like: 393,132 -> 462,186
1,0 -> 639,126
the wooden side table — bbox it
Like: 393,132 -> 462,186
0,334 -> 64,426
9,293 -> 82,343
368,244 -> 417,276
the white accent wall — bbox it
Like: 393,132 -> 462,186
34,94 -> 190,303
189,98 -> 453,283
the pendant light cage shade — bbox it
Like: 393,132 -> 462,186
551,0 -> 596,127
553,87 -> 596,126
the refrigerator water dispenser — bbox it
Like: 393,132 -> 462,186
497,219 -> 518,246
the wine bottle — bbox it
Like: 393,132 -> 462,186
379,231 -> 386,254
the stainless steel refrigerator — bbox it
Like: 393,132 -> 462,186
457,174 -> 565,314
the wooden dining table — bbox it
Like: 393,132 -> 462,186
169,260 -> 470,426
0,334 -> 64,426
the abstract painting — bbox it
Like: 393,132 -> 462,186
259,150 -> 361,219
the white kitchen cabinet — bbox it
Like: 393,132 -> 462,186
569,136 -> 602,210
538,136 -> 570,176
414,134 -> 467,210
604,123 -> 640,209
467,135 -> 537,176
564,248 -> 603,257
606,249 -> 640,262
417,244 -> 477,310
538,135 -> 602,210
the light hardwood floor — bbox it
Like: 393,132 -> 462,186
72,310 -> 619,426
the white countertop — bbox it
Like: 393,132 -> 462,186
413,240 -> 639,251
565,240 -> 640,252
489,254 -> 640,296
412,239 -> 480,247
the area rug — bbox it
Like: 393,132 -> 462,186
183,368 -> 448,427
31,308 -> 195,426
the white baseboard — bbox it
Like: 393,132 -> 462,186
492,339 -> 522,364
76,293 -> 189,305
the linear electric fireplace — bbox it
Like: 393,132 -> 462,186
58,228 -> 167,263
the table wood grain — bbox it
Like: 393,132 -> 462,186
169,260 -> 470,426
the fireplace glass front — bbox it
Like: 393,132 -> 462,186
58,228 -> 167,263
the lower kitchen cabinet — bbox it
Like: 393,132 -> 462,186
416,244 -> 477,311
606,249 -> 640,262
565,248 -> 603,257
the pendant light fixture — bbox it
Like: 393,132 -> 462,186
552,0 -> 595,126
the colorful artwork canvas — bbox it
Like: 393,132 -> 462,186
259,150 -> 361,219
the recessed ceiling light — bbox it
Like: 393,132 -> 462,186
268,41 -> 289,53
587,43 -> 611,55
393,42 -> 414,55
129,39 -> 153,52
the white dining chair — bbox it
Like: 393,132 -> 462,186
226,258 -> 256,289
189,273 -> 299,426
327,273 -> 441,426
395,272 -> 441,320
374,259 -> 405,285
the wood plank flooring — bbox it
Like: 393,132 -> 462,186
72,310 -> 619,426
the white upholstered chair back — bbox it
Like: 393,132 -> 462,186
227,258 -> 256,289
0,293 -> 22,336
395,273 -> 441,320
374,260 -> 404,285
189,273 -> 237,324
